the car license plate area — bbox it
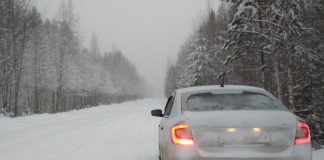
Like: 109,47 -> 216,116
220,129 -> 270,146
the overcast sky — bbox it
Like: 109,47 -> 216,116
33,0 -> 221,97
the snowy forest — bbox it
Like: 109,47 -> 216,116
165,0 -> 324,147
0,0 -> 146,117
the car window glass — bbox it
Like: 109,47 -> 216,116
183,92 -> 285,112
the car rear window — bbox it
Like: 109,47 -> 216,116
183,92 -> 285,111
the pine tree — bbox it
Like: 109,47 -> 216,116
164,64 -> 177,97
56,0 -> 79,112
89,32 -> 101,59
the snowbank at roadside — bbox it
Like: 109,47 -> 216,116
313,148 -> 324,160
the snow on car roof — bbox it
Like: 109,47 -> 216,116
176,85 -> 266,94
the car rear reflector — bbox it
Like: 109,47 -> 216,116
295,121 -> 311,144
171,123 -> 194,146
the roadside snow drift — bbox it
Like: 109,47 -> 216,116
313,148 -> 324,160
0,99 -> 165,160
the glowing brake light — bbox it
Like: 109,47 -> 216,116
227,128 -> 236,133
294,121 -> 311,144
253,128 -> 262,133
171,123 -> 194,146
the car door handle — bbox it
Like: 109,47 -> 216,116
160,127 -> 164,130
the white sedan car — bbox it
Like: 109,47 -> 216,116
151,85 -> 312,160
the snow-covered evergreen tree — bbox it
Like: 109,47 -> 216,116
178,11 -> 221,88
164,64 -> 177,97
0,0 -> 147,116
168,0 -> 324,145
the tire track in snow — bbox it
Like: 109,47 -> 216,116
30,105 -> 129,160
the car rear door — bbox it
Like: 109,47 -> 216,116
159,95 -> 175,155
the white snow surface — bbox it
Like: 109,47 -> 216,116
0,99 -> 323,160
313,148 -> 324,160
0,99 -> 165,160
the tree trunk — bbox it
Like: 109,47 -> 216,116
270,25 -> 283,103
270,3 -> 284,103
258,7 -> 266,90
284,0 -> 295,110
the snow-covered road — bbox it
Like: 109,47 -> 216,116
0,99 -> 165,160
0,99 -> 323,160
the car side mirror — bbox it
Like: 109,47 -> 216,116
151,109 -> 163,117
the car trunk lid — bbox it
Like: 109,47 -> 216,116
183,110 -> 297,158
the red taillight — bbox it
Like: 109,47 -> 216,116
294,121 -> 311,144
171,123 -> 194,146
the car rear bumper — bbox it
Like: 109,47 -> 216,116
165,144 -> 312,160
172,158 -> 309,160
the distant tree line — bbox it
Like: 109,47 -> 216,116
0,0 -> 146,117
165,0 -> 324,147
